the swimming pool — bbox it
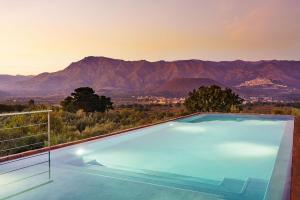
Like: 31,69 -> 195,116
0,114 -> 294,200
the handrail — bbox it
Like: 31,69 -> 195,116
0,122 -> 48,131
0,142 -> 45,153
0,132 -> 47,143
0,152 -> 48,166
0,170 -> 50,187
0,160 -> 49,176
0,110 -> 52,117
0,110 -> 52,184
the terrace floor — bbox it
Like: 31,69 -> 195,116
292,117 -> 300,200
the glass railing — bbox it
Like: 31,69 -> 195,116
0,110 -> 52,199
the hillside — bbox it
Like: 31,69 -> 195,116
154,78 -> 225,97
0,57 -> 300,98
0,75 -> 32,91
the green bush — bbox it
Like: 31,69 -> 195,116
291,108 -> 300,117
184,85 -> 243,112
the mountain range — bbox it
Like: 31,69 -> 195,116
1,56 -> 300,100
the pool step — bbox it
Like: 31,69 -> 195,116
85,161 -> 267,198
239,178 -> 268,200
63,160 -> 268,200
220,178 -> 245,193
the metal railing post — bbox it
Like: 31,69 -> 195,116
0,110 -> 53,197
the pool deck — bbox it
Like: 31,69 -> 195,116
291,117 -> 300,200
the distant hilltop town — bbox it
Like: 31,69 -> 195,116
135,95 -> 294,105
137,96 -> 185,105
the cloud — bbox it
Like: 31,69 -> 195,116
224,0 -> 300,48
226,2 -> 276,42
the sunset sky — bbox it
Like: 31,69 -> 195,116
0,0 -> 300,75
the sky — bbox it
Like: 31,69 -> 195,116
0,0 -> 300,75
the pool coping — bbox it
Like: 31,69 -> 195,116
264,119 -> 294,200
291,117 -> 300,200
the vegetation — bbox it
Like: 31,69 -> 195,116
28,99 -> 35,107
1,86 -> 300,157
184,85 -> 243,112
242,102 -> 300,116
0,102 -> 187,157
0,104 -> 27,113
61,87 -> 113,113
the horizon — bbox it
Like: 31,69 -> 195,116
2,56 -> 300,76
1,0 -> 300,75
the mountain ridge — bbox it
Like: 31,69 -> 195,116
154,78 -> 226,97
1,56 -> 300,98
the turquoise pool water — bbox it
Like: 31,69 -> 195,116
0,114 -> 294,200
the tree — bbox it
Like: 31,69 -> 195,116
76,120 -> 87,133
28,99 -> 35,106
98,95 -> 113,112
61,87 -> 113,113
61,96 -> 76,113
184,85 -> 243,112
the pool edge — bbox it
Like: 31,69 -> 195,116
0,112 -> 294,163
291,117 -> 300,200
264,119 -> 294,200
1,112 -> 202,162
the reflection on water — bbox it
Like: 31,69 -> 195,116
75,148 -> 89,156
0,153 -> 52,200
217,142 -> 278,158
177,114 -> 291,124
172,124 -> 206,134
